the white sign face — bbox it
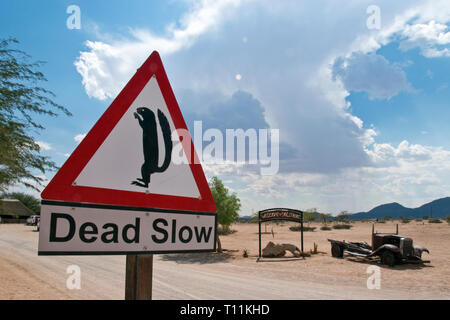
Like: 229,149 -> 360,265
38,204 -> 216,255
74,76 -> 200,199
39,52 -> 216,255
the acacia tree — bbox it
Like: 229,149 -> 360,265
209,176 -> 241,252
336,211 -> 350,223
303,208 -> 318,226
0,38 -> 71,192
319,213 -> 332,225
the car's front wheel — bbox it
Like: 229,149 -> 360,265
381,251 -> 396,267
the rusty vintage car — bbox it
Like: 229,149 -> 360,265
328,225 -> 429,266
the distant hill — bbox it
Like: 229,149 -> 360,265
349,197 -> 450,220
237,215 -> 252,222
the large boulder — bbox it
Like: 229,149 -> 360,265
262,242 -> 286,257
281,243 -> 301,257
262,242 -> 301,258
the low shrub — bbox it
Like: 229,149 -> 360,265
400,218 -> 411,224
320,226 -> 332,231
217,225 -> 237,235
332,224 -> 352,230
428,218 -> 442,224
289,226 -> 316,232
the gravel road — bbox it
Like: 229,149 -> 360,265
0,223 -> 446,300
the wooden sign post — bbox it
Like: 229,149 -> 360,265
125,254 -> 153,300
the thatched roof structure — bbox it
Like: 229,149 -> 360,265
0,199 -> 35,217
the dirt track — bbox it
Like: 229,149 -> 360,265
1,221 -> 449,300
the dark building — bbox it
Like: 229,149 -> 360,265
0,199 -> 35,223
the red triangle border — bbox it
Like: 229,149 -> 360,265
42,51 -> 216,213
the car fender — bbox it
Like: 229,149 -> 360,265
414,245 -> 429,258
370,244 -> 401,257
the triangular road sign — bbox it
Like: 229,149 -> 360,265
42,51 -> 216,214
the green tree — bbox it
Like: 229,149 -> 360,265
303,208 -> 318,225
0,38 -> 71,192
1,192 -> 40,214
336,211 -> 350,223
319,213 -> 332,225
249,211 -> 259,223
209,176 -> 241,252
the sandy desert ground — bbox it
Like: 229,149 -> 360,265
0,220 -> 449,300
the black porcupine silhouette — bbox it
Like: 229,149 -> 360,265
131,107 -> 172,188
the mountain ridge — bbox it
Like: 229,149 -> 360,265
349,197 -> 450,220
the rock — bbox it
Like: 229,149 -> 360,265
262,241 -> 286,257
281,243 -> 301,257
262,242 -> 302,258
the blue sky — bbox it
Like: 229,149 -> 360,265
348,43 -> 450,148
1,0 -> 450,215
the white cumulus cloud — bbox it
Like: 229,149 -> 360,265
36,141 -> 52,151
332,52 -> 411,100
74,134 -> 86,144
74,0 -> 244,100
399,20 -> 450,58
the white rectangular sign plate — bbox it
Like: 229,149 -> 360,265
38,202 -> 216,255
